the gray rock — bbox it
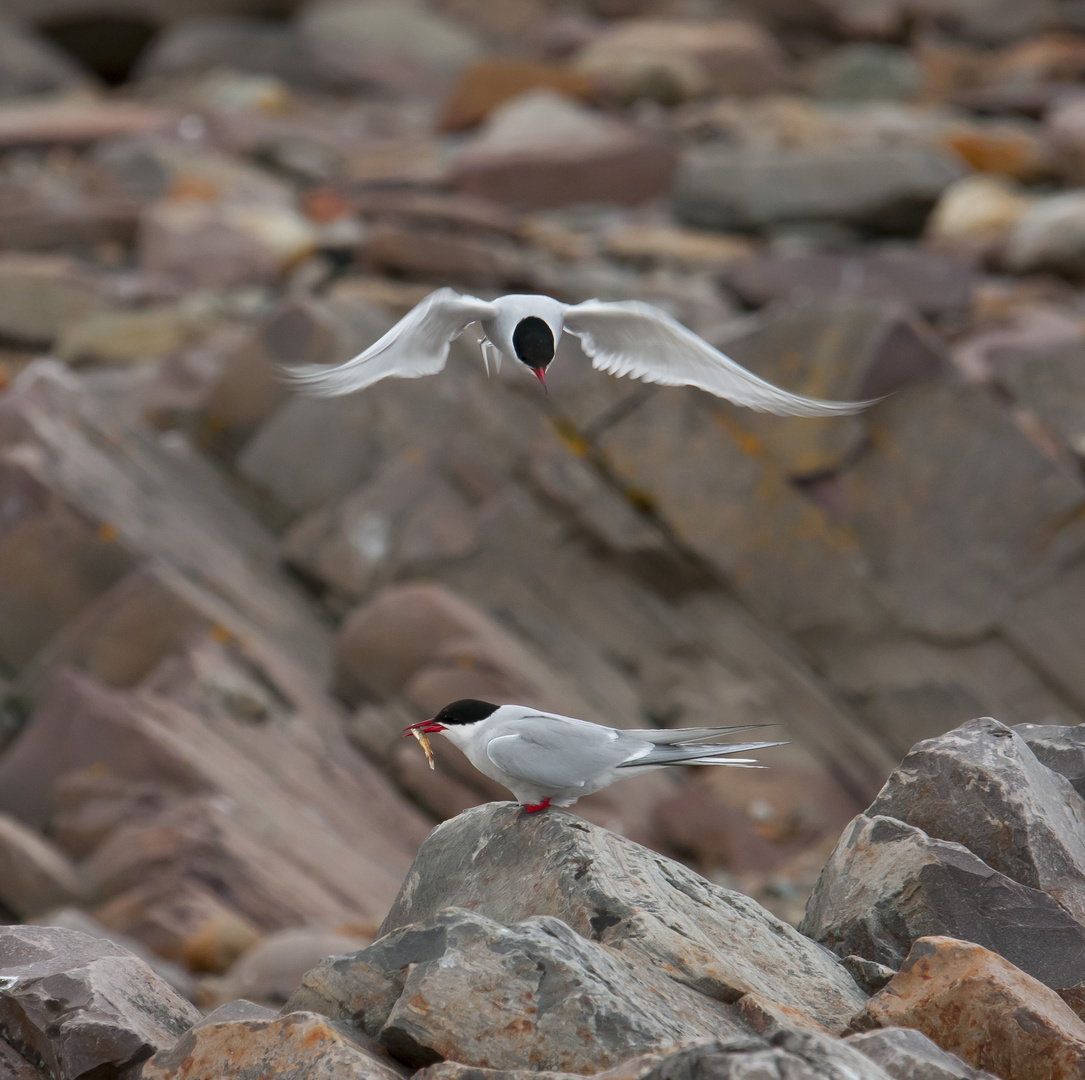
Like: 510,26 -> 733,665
640,1031 -> 894,1080
289,908 -> 747,1071
842,956 -> 897,996
0,924 -> 199,1080
867,717 -> 1085,927
674,145 -> 964,235
0,814 -> 84,918
800,813 -> 1085,988
841,378 -> 1085,640
134,15 -> 317,85
0,18 -> 96,99
720,248 -> 975,322
848,1027 -> 1001,1080
0,1036 -> 42,1080
809,45 -> 921,104
376,804 -> 867,1031
297,0 -> 481,94
1014,723 -> 1085,799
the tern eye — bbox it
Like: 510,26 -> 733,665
513,317 -> 554,368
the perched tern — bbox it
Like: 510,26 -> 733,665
286,288 -> 873,414
403,698 -> 785,813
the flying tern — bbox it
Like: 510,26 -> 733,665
404,698 -> 785,813
286,288 -> 872,413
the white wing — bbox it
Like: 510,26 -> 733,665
285,288 -> 497,396
563,299 -> 875,416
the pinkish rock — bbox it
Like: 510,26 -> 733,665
574,19 -> 785,105
0,814 -> 85,917
451,90 -> 677,208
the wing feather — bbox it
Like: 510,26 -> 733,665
563,299 -> 876,415
485,717 -> 646,790
284,288 -> 496,396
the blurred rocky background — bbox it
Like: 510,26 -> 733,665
0,0 -> 1085,1055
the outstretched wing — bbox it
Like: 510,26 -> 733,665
563,299 -> 875,416
284,288 -> 497,396
485,715 -> 651,790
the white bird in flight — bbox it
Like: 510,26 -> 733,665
404,698 -> 785,813
286,288 -> 872,414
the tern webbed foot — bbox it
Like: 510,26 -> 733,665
522,798 -> 551,814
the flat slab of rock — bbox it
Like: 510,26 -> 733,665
377,803 -> 866,1031
867,717 -> 1085,926
143,1007 -> 405,1080
0,925 -> 199,1080
800,813 -> 1085,989
290,908 -> 746,1072
847,1027 -> 1001,1080
852,936 -> 1085,1080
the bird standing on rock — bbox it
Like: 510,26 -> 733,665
404,699 -> 785,813
286,288 -> 874,413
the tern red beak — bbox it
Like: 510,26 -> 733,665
403,719 -> 447,737
532,367 -> 548,394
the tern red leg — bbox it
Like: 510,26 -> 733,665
523,798 -> 551,814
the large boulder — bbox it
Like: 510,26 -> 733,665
375,803 -> 867,1031
851,936 -> 1085,1080
866,718 -> 1085,926
290,908 -> 747,1071
0,924 -> 199,1080
800,813 -> 1085,989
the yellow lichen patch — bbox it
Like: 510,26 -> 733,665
97,522 -> 119,542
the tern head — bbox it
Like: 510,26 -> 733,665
404,698 -> 499,735
512,316 -> 554,388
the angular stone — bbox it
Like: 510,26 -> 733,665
990,339 -> 1085,462
1004,191 -> 1085,276
139,200 -> 317,290
0,254 -> 111,347
334,581 -> 599,721
0,361 -> 332,672
841,379 -> 1085,639
674,145 -> 964,235
574,20 -> 785,105
284,455 -> 478,603
30,907 -> 196,1001
0,924 -> 199,1080
926,174 -> 1034,255
143,1008 -> 405,1080
92,876 -> 263,973
800,813 -> 1085,988
452,90 -> 677,209
133,14 -> 315,85
290,908 -> 746,1071
298,0 -> 482,94
0,667 -> 428,926
847,1027 -> 1000,1080
440,59 -> 596,132
201,927 -> 372,1010
0,814 -> 84,918
808,630 -> 1082,760
638,1032 -> 893,1080
868,717 -> 1085,926
600,224 -> 755,272
377,804 -> 867,1031
810,44 -> 920,103
55,305 -> 206,367
1002,564 -> 1085,713
852,936 -> 1085,1080
1014,722 -> 1085,799
718,299 -> 945,475
0,17 -> 94,99
0,453 -> 138,675
594,387 -> 886,637
0,1037 -> 41,1080
720,249 -> 975,322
